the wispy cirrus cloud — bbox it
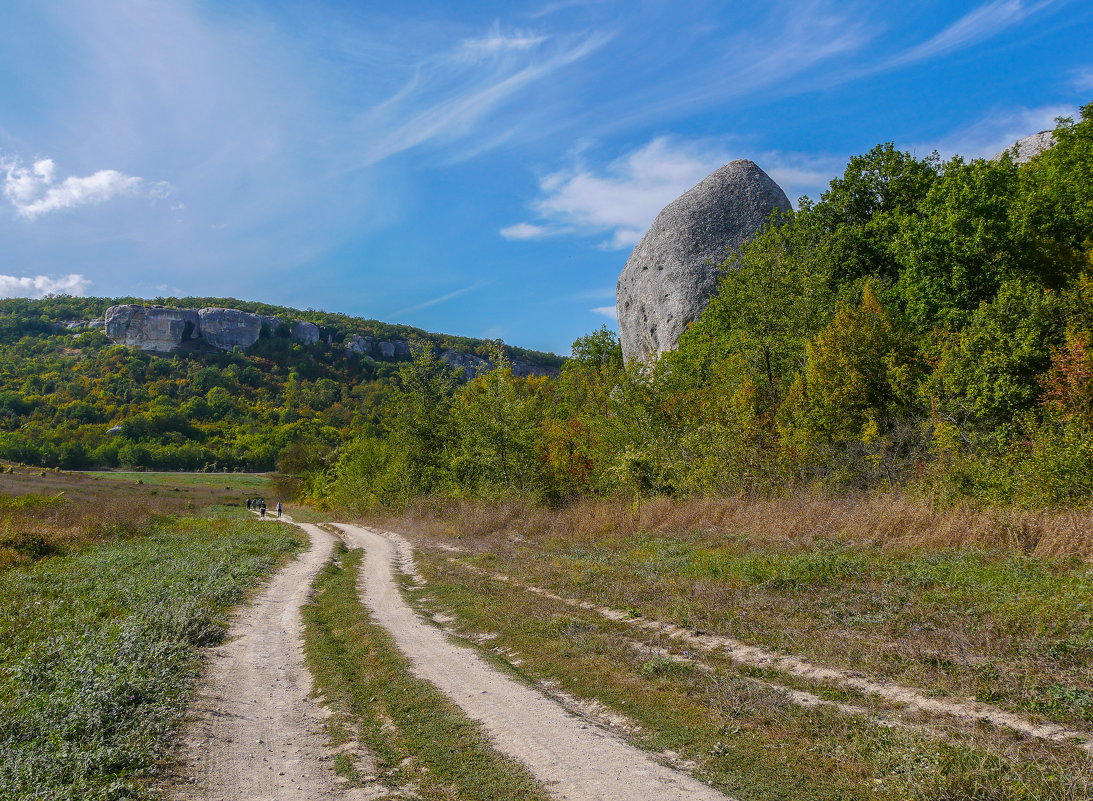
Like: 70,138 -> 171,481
1,156 -> 167,219
356,26 -> 610,166
0,273 -> 90,298
1071,66 -> 1093,92
594,4 -> 872,132
457,24 -> 548,58
387,281 -> 489,317
886,0 -> 1058,69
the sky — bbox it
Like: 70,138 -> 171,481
0,1 -> 1090,354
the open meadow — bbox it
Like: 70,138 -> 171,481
362,494 -> 1093,800
0,465 -> 301,801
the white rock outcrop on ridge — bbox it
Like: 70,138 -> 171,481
197,308 -> 265,351
616,159 -> 791,362
290,320 -> 320,345
104,305 -> 201,353
993,130 -> 1057,164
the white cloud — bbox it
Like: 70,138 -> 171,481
0,274 -> 91,298
499,221 -> 554,240
507,137 -> 849,249
910,103 -> 1073,160
886,0 -> 1057,69
590,305 -> 617,320
1,156 -> 165,219
527,137 -> 730,250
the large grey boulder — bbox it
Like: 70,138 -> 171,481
993,130 -> 1057,165
198,308 -> 263,350
105,305 -> 201,353
616,160 -> 791,362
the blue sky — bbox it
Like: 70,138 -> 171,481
0,0 -> 1090,354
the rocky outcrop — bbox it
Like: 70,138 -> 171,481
104,304 -> 324,352
290,321 -> 320,345
104,305 -> 201,353
345,336 -> 410,360
437,349 -> 557,379
511,361 -> 557,379
994,130 -> 1056,165
345,334 -> 374,356
616,160 -> 791,362
440,349 -> 491,379
198,308 -> 264,351
102,304 -> 559,377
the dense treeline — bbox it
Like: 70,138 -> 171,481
0,297 -> 561,471
317,104 -> 1093,511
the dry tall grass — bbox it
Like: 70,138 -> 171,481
381,491 -> 1093,558
0,466 -> 224,570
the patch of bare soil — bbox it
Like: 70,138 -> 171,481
336,523 -> 735,801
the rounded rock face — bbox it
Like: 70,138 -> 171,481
290,321 -> 320,345
104,305 -> 200,352
993,130 -> 1056,165
197,308 -> 263,351
616,160 -> 791,362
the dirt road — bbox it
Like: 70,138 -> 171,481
336,523 -> 734,801
164,519 -> 349,801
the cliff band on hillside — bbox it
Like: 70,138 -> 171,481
102,303 -> 557,377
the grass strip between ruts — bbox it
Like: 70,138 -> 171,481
301,544 -> 551,801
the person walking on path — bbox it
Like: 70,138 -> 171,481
259,500 -> 266,518
276,502 -> 283,518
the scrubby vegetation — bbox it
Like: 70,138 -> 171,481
316,104 -> 1093,512
0,295 -> 560,472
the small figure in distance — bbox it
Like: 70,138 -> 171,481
259,499 -> 266,518
246,498 -> 253,510
276,501 -> 283,519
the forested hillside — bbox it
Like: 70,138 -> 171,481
0,296 -> 561,471
317,104 -> 1093,511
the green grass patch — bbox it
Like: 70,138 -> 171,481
301,546 -> 550,801
79,471 -> 271,493
474,531 -> 1093,726
413,552 -> 1093,801
0,515 -> 302,800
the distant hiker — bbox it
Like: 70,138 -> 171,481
276,502 -> 283,518
259,500 -> 266,518
246,498 -> 253,510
